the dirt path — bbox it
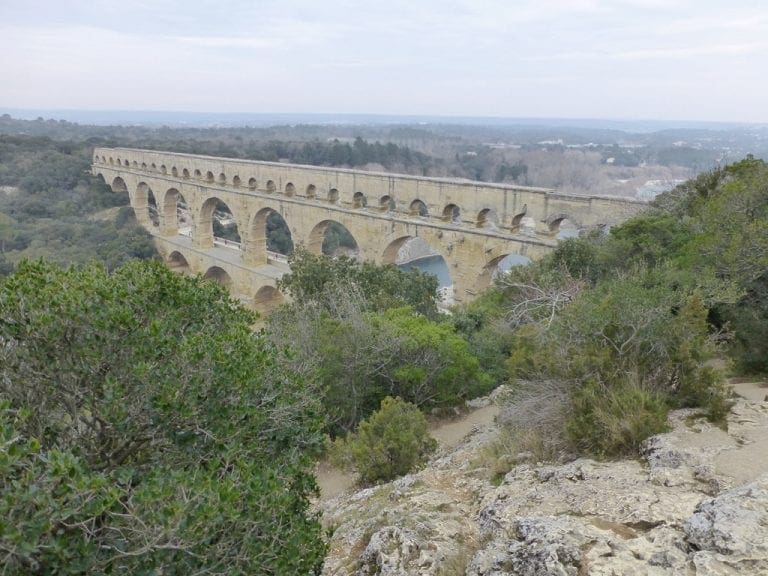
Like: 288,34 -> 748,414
316,403 -> 500,501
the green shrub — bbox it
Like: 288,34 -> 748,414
567,379 -> 671,458
339,396 -> 437,485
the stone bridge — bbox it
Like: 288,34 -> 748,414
92,147 -> 645,312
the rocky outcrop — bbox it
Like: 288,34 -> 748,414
321,382 -> 768,575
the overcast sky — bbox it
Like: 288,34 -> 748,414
2,0 -> 767,122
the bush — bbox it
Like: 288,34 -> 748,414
337,396 -> 437,485
567,379 -> 671,458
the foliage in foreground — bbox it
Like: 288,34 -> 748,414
0,260 -> 326,575
471,160 -> 768,459
332,396 -> 437,485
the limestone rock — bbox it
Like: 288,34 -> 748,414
685,474 -> 768,573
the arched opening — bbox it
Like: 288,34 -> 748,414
353,191 -> 367,208
442,204 -> 461,224
160,165 -> 167,174
253,285 -> 285,314
110,177 -> 127,193
204,266 -> 233,290
379,195 -> 396,212
150,163 -> 157,172
308,220 -> 359,257
101,156 -> 106,163
141,162 -> 147,171
248,208 -> 294,265
194,169 -> 202,179
182,168 -> 190,179
549,217 -> 579,239
135,182 -> 159,227
218,172 -> 226,185
384,236 -> 452,302
109,157 -> 114,165
132,161 -> 138,168
248,177 -> 257,190
477,253 -> 532,290
285,183 -> 295,196
306,184 -> 316,198
410,199 -> 428,217
199,197 -> 240,250
167,251 -> 191,274
161,188 -> 189,236
205,171 -> 214,184
233,175 -> 241,188
477,208 -> 498,229
171,166 -> 178,177
115,158 -> 120,166
266,180 -> 276,193
328,188 -> 339,204
123,159 -> 130,167
512,211 -> 536,236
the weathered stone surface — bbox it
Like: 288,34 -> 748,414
320,383 -> 768,576
685,475 -> 768,573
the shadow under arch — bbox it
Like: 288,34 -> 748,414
167,251 -> 191,274
204,266 -> 233,290
253,285 -> 285,314
111,176 -> 128,193
307,220 -> 359,257
134,182 -> 159,228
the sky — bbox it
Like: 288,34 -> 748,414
2,0 -> 768,122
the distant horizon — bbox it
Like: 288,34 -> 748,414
3,107 -> 765,132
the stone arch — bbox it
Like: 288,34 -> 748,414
150,163 -> 157,172
247,207 -> 294,265
547,214 -> 580,238
141,162 -> 147,171
477,208 -> 498,228
115,157 -> 120,166
306,184 -> 316,198
160,164 -> 167,175
194,169 -> 202,179
307,220 -> 359,257
110,176 -> 128,193
443,203 -> 461,223
205,171 -> 214,183
285,183 -> 295,196
248,177 -> 257,190
135,182 -> 159,227
353,191 -> 367,208
232,175 -> 241,188
109,157 -> 114,165
132,161 -> 138,168
101,155 -> 106,163
379,195 -> 396,212
511,205 -> 527,230
161,187 -> 188,236
171,166 -> 178,177
123,159 -> 130,167
204,266 -> 233,290
383,236 -> 452,296
253,285 -> 285,313
218,172 -> 226,185
477,253 -> 532,290
266,180 -> 276,193
328,188 -> 339,204
167,251 -> 191,274
410,199 -> 428,217
198,197 -> 241,250
182,168 -> 190,179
